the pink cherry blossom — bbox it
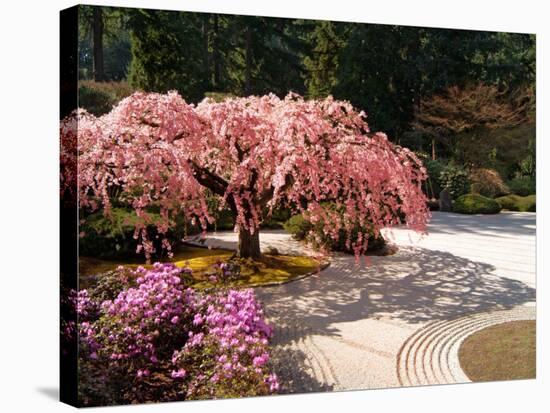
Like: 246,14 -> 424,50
61,91 -> 429,261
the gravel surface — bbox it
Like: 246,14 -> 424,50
199,211 -> 536,392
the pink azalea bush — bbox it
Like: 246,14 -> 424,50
61,92 -> 429,260
76,264 -> 278,405
171,288 -> 277,398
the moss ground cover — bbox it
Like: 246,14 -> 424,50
80,245 -> 322,289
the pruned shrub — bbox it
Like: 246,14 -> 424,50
469,168 -> 509,198
496,194 -> 536,212
452,193 -> 502,214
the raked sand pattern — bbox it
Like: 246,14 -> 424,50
198,211 -> 536,392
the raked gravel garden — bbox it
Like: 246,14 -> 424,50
195,211 -> 536,392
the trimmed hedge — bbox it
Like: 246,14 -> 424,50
452,193 -> 502,215
496,194 -> 536,212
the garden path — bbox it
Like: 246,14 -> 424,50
199,211 -> 536,393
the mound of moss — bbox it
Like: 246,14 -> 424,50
496,194 -> 536,212
452,193 -> 502,215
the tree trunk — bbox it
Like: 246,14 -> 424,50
237,228 -> 261,259
201,15 -> 212,89
92,7 -> 105,82
431,137 -> 436,160
244,25 -> 252,95
213,14 -> 221,89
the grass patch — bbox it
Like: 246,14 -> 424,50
80,245 -> 321,289
496,194 -> 536,212
459,320 -> 536,382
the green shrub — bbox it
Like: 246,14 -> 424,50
452,194 -> 502,215
283,214 -> 312,241
439,164 -> 470,199
79,208 -> 176,259
261,207 -> 292,229
284,211 -> 385,253
507,177 -> 536,196
423,158 -> 445,199
78,80 -> 135,116
496,194 -> 536,212
209,208 -> 235,231
469,168 -> 509,198
88,269 -> 134,302
78,86 -> 114,116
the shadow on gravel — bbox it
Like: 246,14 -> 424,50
269,346 -> 334,394
259,246 -> 536,346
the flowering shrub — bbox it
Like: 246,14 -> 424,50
76,263 -> 278,405
171,288 -> 277,399
93,264 -> 194,369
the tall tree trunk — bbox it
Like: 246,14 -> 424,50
431,137 -> 436,160
244,25 -> 252,95
92,7 -> 105,82
213,14 -> 221,89
238,228 -> 261,258
202,16 -> 210,88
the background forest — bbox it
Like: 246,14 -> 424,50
77,5 -> 535,204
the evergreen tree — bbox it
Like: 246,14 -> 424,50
127,9 -> 209,101
303,21 -> 345,98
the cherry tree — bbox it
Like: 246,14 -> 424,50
62,91 -> 429,260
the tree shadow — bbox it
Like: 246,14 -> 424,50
269,346 -> 334,394
258,247 -> 536,347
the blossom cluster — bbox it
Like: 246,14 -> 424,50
76,263 -> 278,403
172,288 -> 278,398
91,263 -> 194,369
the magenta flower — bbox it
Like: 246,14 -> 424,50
171,369 -> 187,379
